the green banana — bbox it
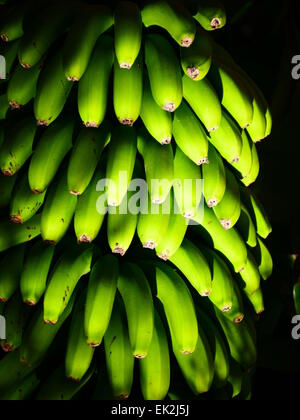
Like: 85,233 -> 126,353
78,35 -> 114,128
34,50 -> 73,126
84,255 -> 118,347
236,204 -> 257,248
114,1 -> 142,69
0,172 -> 17,210
0,372 -> 40,401
118,262 -> 154,359
68,123 -> 111,196
142,0 -> 196,47
9,173 -> 46,224
20,240 -> 55,306
194,0 -> 227,31
0,117 -> 37,176
0,95 -> 8,119
65,291 -> 95,382
7,62 -> 41,109
139,309 -> 170,400
213,168 -> 241,230
227,359 -> 243,398
232,130 -> 253,179
246,96 -> 267,144
222,281 -> 245,324
43,245 -> 95,325
0,123 -> 4,148
21,295 -> 76,368
140,74 -> 173,145
145,33 -> 182,112
183,74 -> 222,132
241,142 -> 260,187
169,239 -> 212,297
74,168 -> 106,244
0,5 -> 24,42
113,53 -> 143,126
173,100 -> 209,165
241,187 -> 272,239
247,288 -> 264,315
173,147 -> 202,219
239,250 -> 261,296
253,237 -> 273,281
202,144 -> 226,207
105,125 -> 137,207
104,296 -> 135,400
0,350 -> 34,394
28,118 -> 75,194
0,216 -> 40,253
138,127 -> 173,204
62,5 -> 113,81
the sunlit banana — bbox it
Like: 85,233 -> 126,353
247,288 -> 264,315
181,28 -> 212,80
232,130 -> 253,179
7,62 -> 41,109
221,281 -> 245,324
239,250 -> 261,296
227,359 -> 244,398
253,237 -> 273,281
241,142 -> 260,187
236,204 -> 257,248
194,0 -> 227,31
0,216 -> 40,253
0,5 -> 24,42
202,144 -> 226,207
241,187 -> 272,239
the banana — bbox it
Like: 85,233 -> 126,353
0,173 -> 17,210
173,100 -> 209,165
209,111 -> 243,164
20,240 -> 55,306
0,216 -> 40,253
173,147 -> 202,219
0,5 -> 24,42
232,130 -> 253,179
241,142 -> 260,187
0,95 -> 8,119
192,204 -> 248,273
78,36 -> 114,128
227,359 -> 243,398
113,53 -> 143,126
0,117 -> 37,176
142,0 -> 196,47
62,4 -> 113,81
194,0 -> 227,31
246,96 -> 267,144
222,281 -> 245,324
0,39 -> 19,78
139,309 -> 170,400
65,291 -> 95,382
138,127 -> 174,204
241,187 -> 272,239
118,262 -> 154,359
182,74 -> 222,132
7,62 -> 41,109
140,74 -> 173,145
145,33 -> 183,112
169,239 -> 212,297
213,168 -> 241,230
74,168 -> 106,244
0,350 -> 34,394
202,144 -> 226,207
41,170 -> 77,245
84,255 -> 118,347
247,288 -> 264,315
104,295 -> 135,400
28,118 -> 75,194
236,204 -> 257,248
9,173 -> 46,224
0,123 -> 4,148
105,125 -> 137,207
34,50 -> 73,126
114,1 -> 142,69
0,372 -> 40,401
20,295 -> 76,368
43,244 -> 95,325
239,250 -> 261,296
68,122 -> 111,196
253,237 -> 273,281
181,28 -> 212,81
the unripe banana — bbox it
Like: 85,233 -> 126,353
239,250 -> 261,296
85,255 -> 118,347
0,372 -> 40,401
181,28 -> 212,81
227,359 -> 243,398
113,53 -> 143,126
241,142 -> 260,187
78,36 -> 114,128
182,74 -> 222,132
0,172 -> 17,210
0,5 -> 24,42
247,288 -> 264,315
213,168 -> 241,230
194,0 -> 227,31
145,33 -> 183,112
222,281 -> 245,324
62,5 -> 113,81
10,173 -> 46,224
28,118 -> 75,194
202,144 -> 226,207
246,95 -> 267,143
0,117 -> 37,176
253,237 -> 273,281
65,291 -> 95,382
0,350 -> 34,394
241,187 -> 272,239
173,100 -> 209,165
106,125 -> 137,207
104,296 -> 135,400
0,216 -> 41,253
34,50 -> 73,126
20,240 -> 55,306
236,204 -> 257,248
140,74 -> 173,145
232,130 -> 253,179
169,239 -> 212,297
139,309 -> 170,400
43,245 -> 95,325
114,1 -> 142,69
41,170 -> 77,245
142,0 -> 196,47
0,95 -> 8,119
68,122 -> 111,196
7,62 -> 41,109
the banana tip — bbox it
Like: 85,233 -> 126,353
44,240 -> 57,246
1,169 -> 14,176
222,305 -> 232,313
9,101 -> 22,110
161,137 -> 172,145
201,290 -> 212,297
1,343 -> 13,353
120,118 -> 134,127
158,251 -> 169,261
208,198 -> 218,207
120,62 -> 132,69
88,342 -> 101,348
143,241 -> 157,250
163,102 -> 176,113
10,215 -> 23,224
134,353 -> 147,359
85,122 -> 99,128
0,33 -> 8,42
211,18 -> 222,29
0,297 -> 7,303
37,120 -> 49,127
78,235 -> 92,244
24,299 -> 37,307
234,315 -> 245,324
32,188 -> 43,195
70,190 -> 81,196
181,350 -> 193,355
67,76 -> 79,82
113,246 -> 126,256
181,37 -> 194,47
221,220 -> 232,230
187,67 -> 200,80
44,319 -> 57,326
198,157 -> 209,165
21,62 -> 32,69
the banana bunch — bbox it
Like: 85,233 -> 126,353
0,0 -> 273,401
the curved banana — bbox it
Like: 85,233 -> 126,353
247,288 -> 264,315
239,250 -> 261,296
232,130 -> 253,179
7,62 -> 41,109
241,187 -> 272,239
0,173 -> 17,210
194,0 -> 227,31
0,372 -> 40,401
202,144 -> 226,207
253,237 -> 273,281
241,142 -> 260,187
0,216 -> 40,253
222,281 -> 245,324
0,5 -> 24,42
0,350 -> 34,394
236,204 -> 257,248
0,95 -> 8,119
